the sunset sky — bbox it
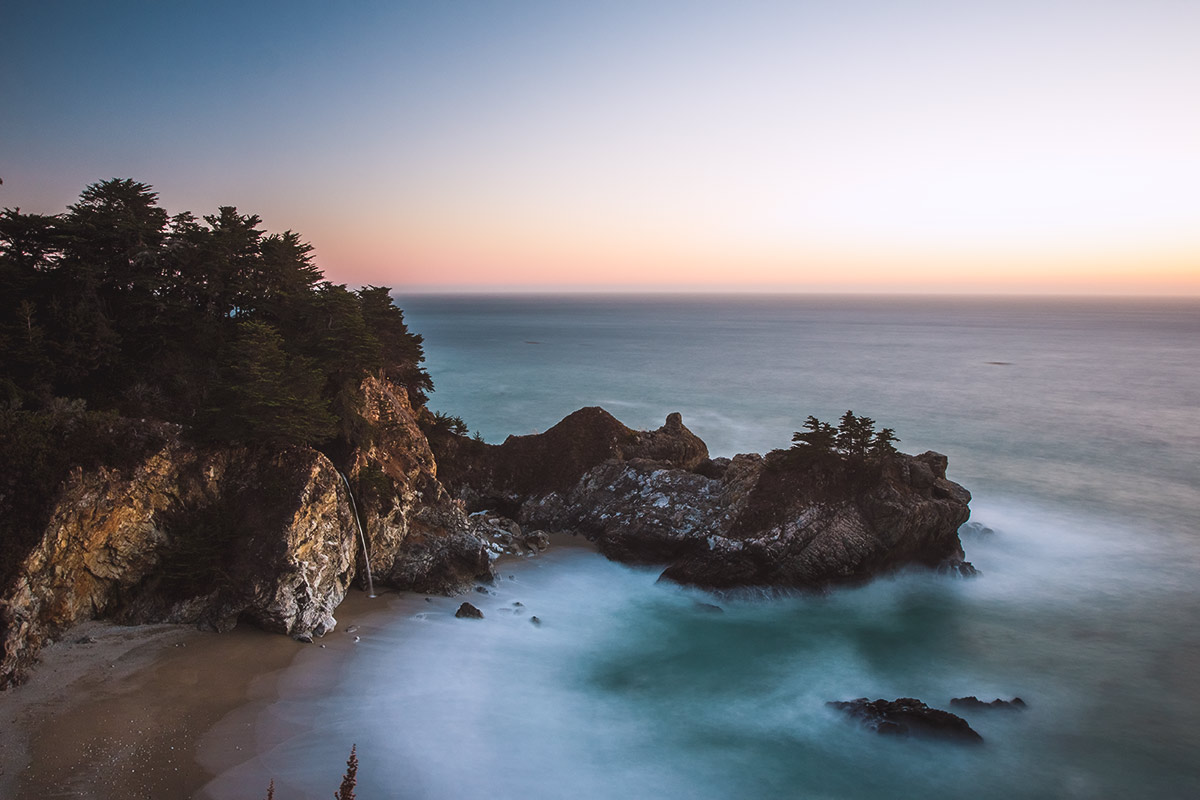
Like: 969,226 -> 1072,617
3,1 -> 1198,294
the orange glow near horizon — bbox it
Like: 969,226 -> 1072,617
304,202 -> 1200,295
7,2 -> 1199,296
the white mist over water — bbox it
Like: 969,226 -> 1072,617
207,295 -> 1200,798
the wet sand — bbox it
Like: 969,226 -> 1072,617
0,593 -> 382,800
0,538 -> 595,799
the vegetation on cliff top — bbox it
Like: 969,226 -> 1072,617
0,179 -> 434,585
790,410 -> 899,460
0,178 -> 432,448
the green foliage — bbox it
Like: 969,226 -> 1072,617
354,462 -> 397,512
429,411 -> 469,436
791,410 -> 900,460
791,415 -> 836,451
204,320 -> 336,446
0,178 -> 434,452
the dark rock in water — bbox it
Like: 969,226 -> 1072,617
470,512 -> 552,559
937,558 -> 979,578
292,632 -> 314,644
828,697 -> 983,743
475,586 -> 491,594
455,602 -> 484,619
430,408 -> 709,511
519,438 -> 971,593
959,521 -> 995,537
529,616 -> 542,626
951,696 -> 1027,711
430,407 -> 972,594
694,602 -> 725,613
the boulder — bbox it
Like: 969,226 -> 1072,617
828,697 -> 983,743
455,602 -> 484,619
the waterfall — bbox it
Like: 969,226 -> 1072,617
338,471 -> 376,598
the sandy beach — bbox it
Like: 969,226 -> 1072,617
0,535 -> 589,800
0,591 -> 385,800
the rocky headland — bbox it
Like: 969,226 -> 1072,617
1,390 -> 972,688
430,407 -> 973,592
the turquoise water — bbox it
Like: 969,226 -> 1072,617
211,295 -> 1200,798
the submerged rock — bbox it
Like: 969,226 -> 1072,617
828,697 -> 983,743
455,602 -> 484,619
937,558 -> 979,578
470,512 -> 551,559
959,521 -> 995,538
951,696 -> 1027,711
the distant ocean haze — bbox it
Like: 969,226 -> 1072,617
404,294 -> 1200,536
205,294 -> 1200,799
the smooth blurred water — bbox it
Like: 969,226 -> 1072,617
210,295 -> 1200,798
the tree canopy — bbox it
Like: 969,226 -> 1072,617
791,411 -> 899,460
0,178 -> 432,450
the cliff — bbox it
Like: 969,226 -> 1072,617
0,377 -> 489,689
348,377 -> 490,593
434,410 -> 973,591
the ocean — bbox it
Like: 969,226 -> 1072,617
207,295 -> 1200,798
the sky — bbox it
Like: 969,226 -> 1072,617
3,0 -> 1198,294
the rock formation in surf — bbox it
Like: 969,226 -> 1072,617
828,697 -> 984,743
431,408 -> 973,591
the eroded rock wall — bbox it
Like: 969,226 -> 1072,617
350,377 -> 491,594
1,376 -> 494,689
0,438 -> 357,688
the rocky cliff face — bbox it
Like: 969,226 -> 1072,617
0,377 -> 492,689
349,377 -> 491,593
431,407 -> 708,513
0,436 -> 357,687
434,410 -> 973,592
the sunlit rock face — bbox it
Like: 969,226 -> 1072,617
435,409 -> 972,592
350,376 -> 491,594
0,436 -> 357,688
0,376 -> 494,689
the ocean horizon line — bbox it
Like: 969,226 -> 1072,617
386,288 -> 1200,302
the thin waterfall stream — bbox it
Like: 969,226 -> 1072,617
338,471 -> 376,598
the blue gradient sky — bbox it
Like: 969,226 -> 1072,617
3,1 -> 1198,293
